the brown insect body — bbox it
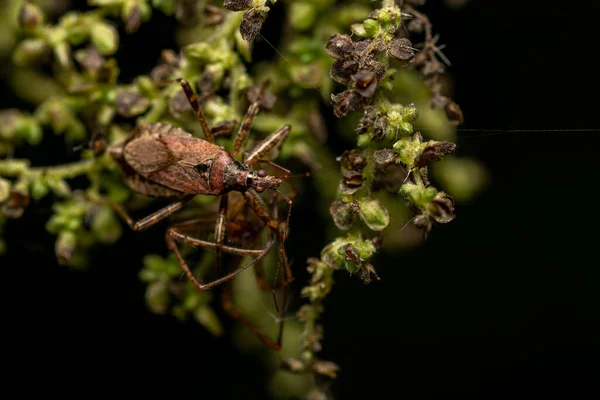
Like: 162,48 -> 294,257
109,123 -> 283,198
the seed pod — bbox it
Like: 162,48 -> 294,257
340,170 -> 364,195
389,38 -> 414,66
169,89 -> 193,116
414,141 -> 456,168
325,34 -> 354,59
329,199 -> 357,231
358,263 -> 380,284
358,198 -> 390,231
352,70 -> 377,98
2,189 -> 30,219
445,100 -> 464,125
223,0 -> 252,11
75,46 -> 105,73
429,192 -> 455,223
124,5 -> 142,33
150,64 -> 176,87
339,149 -> 367,171
371,114 -> 389,140
56,231 -> 77,265
240,8 -> 265,42
330,59 -> 351,84
280,358 -> 306,373
373,149 -> 398,168
332,89 -> 363,118
116,91 -> 150,118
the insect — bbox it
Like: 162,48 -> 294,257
107,78 -> 293,350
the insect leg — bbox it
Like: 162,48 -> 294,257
177,78 -> 213,143
110,195 -> 193,231
243,189 -> 293,285
232,81 -> 269,158
214,194 -> 229,276
244,125 -> 291,167
166,224 -> 276,290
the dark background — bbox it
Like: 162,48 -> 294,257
2,0 -> 600,398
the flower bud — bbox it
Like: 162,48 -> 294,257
90,21 -> 119,55
363,19 -> 380,37
0,178 -> 11,203
358,198 -> 390,231
55,231 -> 77,265
402,103 -> 419,122
19,2 -> 44,31
12,38 -> 50,66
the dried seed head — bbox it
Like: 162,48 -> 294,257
150,64 -> 176,87
169,89 -> 193,116
2,190 -> 30,219
240,8 -> 266,42
313,360 -> 340,379
332,89 -> 363,118
116,92 -> 150,118
329,199 -> 357,231
413,214 -> 432,231
353,40 -> 371,55
358,263 -> 380,284
352,70 -> 377,98
340,149 -> 367,171
125,5 -> 142,34
389,38 -> 415,66
330,59 -> 351,84
161,49 -> 180,66
445,100 -> 464,125
325,34 -> 354,59
429,192 -> 455,223
373,148 -> 398,168
340,170 -> 364,194
223,0 -> 252,11
366,60 -> 387,81
414,141 -> 456,168
75,46 -> 105,73
371,114 -> 389,141
280,358 -> 306,373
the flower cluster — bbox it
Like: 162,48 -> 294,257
326,6 -> 415,117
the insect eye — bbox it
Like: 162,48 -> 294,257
257,169 -> 267,178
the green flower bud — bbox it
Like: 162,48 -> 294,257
14,116 -> 42,145
290,3 -> 316,31
91,22 -> 119,55
0,178 -> 11,203
56,230 -> 77,265
53,42 -> 72,69
350,23 -> 367,37
358,198 -> 390,231
92,205 -> 122,244
402,104 -> 419,122
30,179 -> 50,200
195,306 -> 224,337
362,19 -> 380,37
393,135 -> 420,167
19,2 -> 45,31
12,39 -> 50,66
400,183 -> 437,209
145,281 -> 169,314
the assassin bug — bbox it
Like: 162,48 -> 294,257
107,78 -> 293,350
